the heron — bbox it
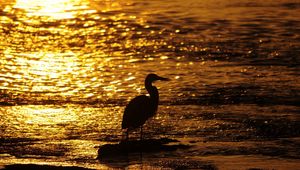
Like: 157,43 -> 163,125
121,73 -> 169,141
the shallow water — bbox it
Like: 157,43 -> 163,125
0,0 -> 300,169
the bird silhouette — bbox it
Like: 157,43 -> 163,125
122,73 -> 169,141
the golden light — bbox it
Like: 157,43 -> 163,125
3,49 -> 80,93
0,0 -> 146,101
13,0 -> 93,20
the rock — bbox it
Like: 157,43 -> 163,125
97,138 -> 190,159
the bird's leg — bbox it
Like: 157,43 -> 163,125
126,129 -> 129,141
140,126 -> 143,141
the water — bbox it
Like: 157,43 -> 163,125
0,0 -> 300,169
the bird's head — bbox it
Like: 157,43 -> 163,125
146,73 -> 170,83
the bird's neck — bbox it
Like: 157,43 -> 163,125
145,80 -> 159,115
145,81 -> 159,102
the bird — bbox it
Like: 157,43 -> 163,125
121,73 -> 169,141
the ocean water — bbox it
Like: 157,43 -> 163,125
0,0 -> 299,169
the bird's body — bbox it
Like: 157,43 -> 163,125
121,74 -> 169,140
122,95 -> 155,129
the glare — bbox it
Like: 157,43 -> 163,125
13,0 -> 92,20
0,0 -> 148,101
26,107 -> 73,125
3,50 -> 80,93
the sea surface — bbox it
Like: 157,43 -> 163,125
0,0 -> 300,169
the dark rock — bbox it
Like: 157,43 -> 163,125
97,138 -> 191,159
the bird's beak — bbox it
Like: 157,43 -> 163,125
158,76 -> 170,81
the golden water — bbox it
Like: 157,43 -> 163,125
0,0 -> 300,169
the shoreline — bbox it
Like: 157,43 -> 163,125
1,164 -> 92,170
1,137 -> 300,169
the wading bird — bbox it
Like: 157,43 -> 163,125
122,74 -> 169,141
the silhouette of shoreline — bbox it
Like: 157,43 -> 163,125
3,164 -> 92,170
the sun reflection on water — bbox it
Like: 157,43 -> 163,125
1,104 -> 123,138
12,0 -> 94,20
0,0 -> 154,103
2,50 -> 81,94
